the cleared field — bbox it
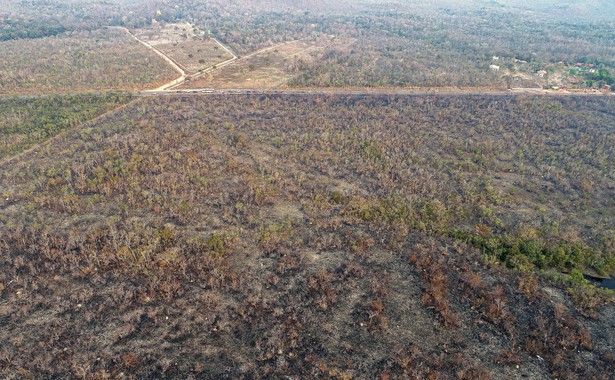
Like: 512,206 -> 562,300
132,22 -> 201,46
179,36 -> 352,89
155,40 -> 233,74
0,28 -> 177,95
132,23 -> 233,74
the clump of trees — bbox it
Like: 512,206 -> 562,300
0,18 -> 66,41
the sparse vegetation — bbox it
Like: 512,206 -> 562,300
1,0 -> 615,378
179,36 -> 351,89
132,22 -> 234,74
0,28 -> 177,95
1,93 -> 614,378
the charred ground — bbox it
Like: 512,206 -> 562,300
0,94 -> 614,378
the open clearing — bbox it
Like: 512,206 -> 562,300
0,28 -> 177,95
179,35 -> 354,89
155,40 -> 234,74
133,23 -> 234,75
132,22 -> 201,46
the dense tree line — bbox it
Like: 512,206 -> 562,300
0,18 -> 67,41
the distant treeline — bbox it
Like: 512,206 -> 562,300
0,18 -> 67,41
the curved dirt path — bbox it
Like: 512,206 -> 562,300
165,38 -> 238,90
115,26 -> 239,91
112,27 -> 187,91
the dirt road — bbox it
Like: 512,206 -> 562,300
165,38 -> 238,90
139,88 -> 615,97
112,27 -> 187,91
175,39 -> 301,88
113,27 -> 238,91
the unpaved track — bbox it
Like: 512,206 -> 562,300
114,27 -> 237,91
139,88 -> 615,97
166,38 -> 238,90
5,88 -> 613,100
238,39 -> 302,61
112,27 -> 187,91
212,38 -> 238,60
176,39 -> 300,88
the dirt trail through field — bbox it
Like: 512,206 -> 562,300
112,27 -> 186,91
139,87 -> 615,97
112,27 -> 238,91
238,39 -> 303,61
212,38 -> 238,61
174,39 -> 301,89
166,43 -> 238,90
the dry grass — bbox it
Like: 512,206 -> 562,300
180,35 -> 353,89
132,22 -> 201,46
132,22 -> 233,74
156,40 -> 233,74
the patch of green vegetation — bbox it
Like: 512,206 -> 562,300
202,232 -> 236,257
259,220 -> 296,253
449,230 -> 615,276
339,187 -> 613,282
360,140 -> 383,162
0,18 -> 67,41
0,92 -> 132,160
567,282 -> 615,312
586,68 -> 614,85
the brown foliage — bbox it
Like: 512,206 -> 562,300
1,94 -> 614,378
410,244 -> 460,327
